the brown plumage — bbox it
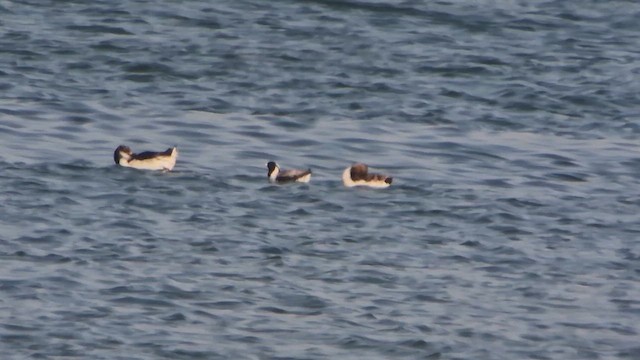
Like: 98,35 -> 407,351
343,163 -> 392,188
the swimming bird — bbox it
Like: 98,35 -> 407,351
342,163 -> 392,188
113,145 -> 178,171
267,161 -> 312,183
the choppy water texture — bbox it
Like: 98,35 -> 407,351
1,1 -> 640,359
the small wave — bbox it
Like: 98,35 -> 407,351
66,25 -> 132,35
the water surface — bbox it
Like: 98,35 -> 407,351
1,1 -> 640,359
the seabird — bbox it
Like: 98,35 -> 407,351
113,145 -> 178,171
342,163 -> 392,188
267,161 -> 312,183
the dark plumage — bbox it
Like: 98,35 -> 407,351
267,161 -> 312,183
114,145 -> 178,171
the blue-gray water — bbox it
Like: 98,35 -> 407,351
1,1 -> 640,359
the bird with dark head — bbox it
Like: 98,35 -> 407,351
114,145 -> 178,171
267,161 -> 312,183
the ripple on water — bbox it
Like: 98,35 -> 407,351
66,24 -> 133,35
